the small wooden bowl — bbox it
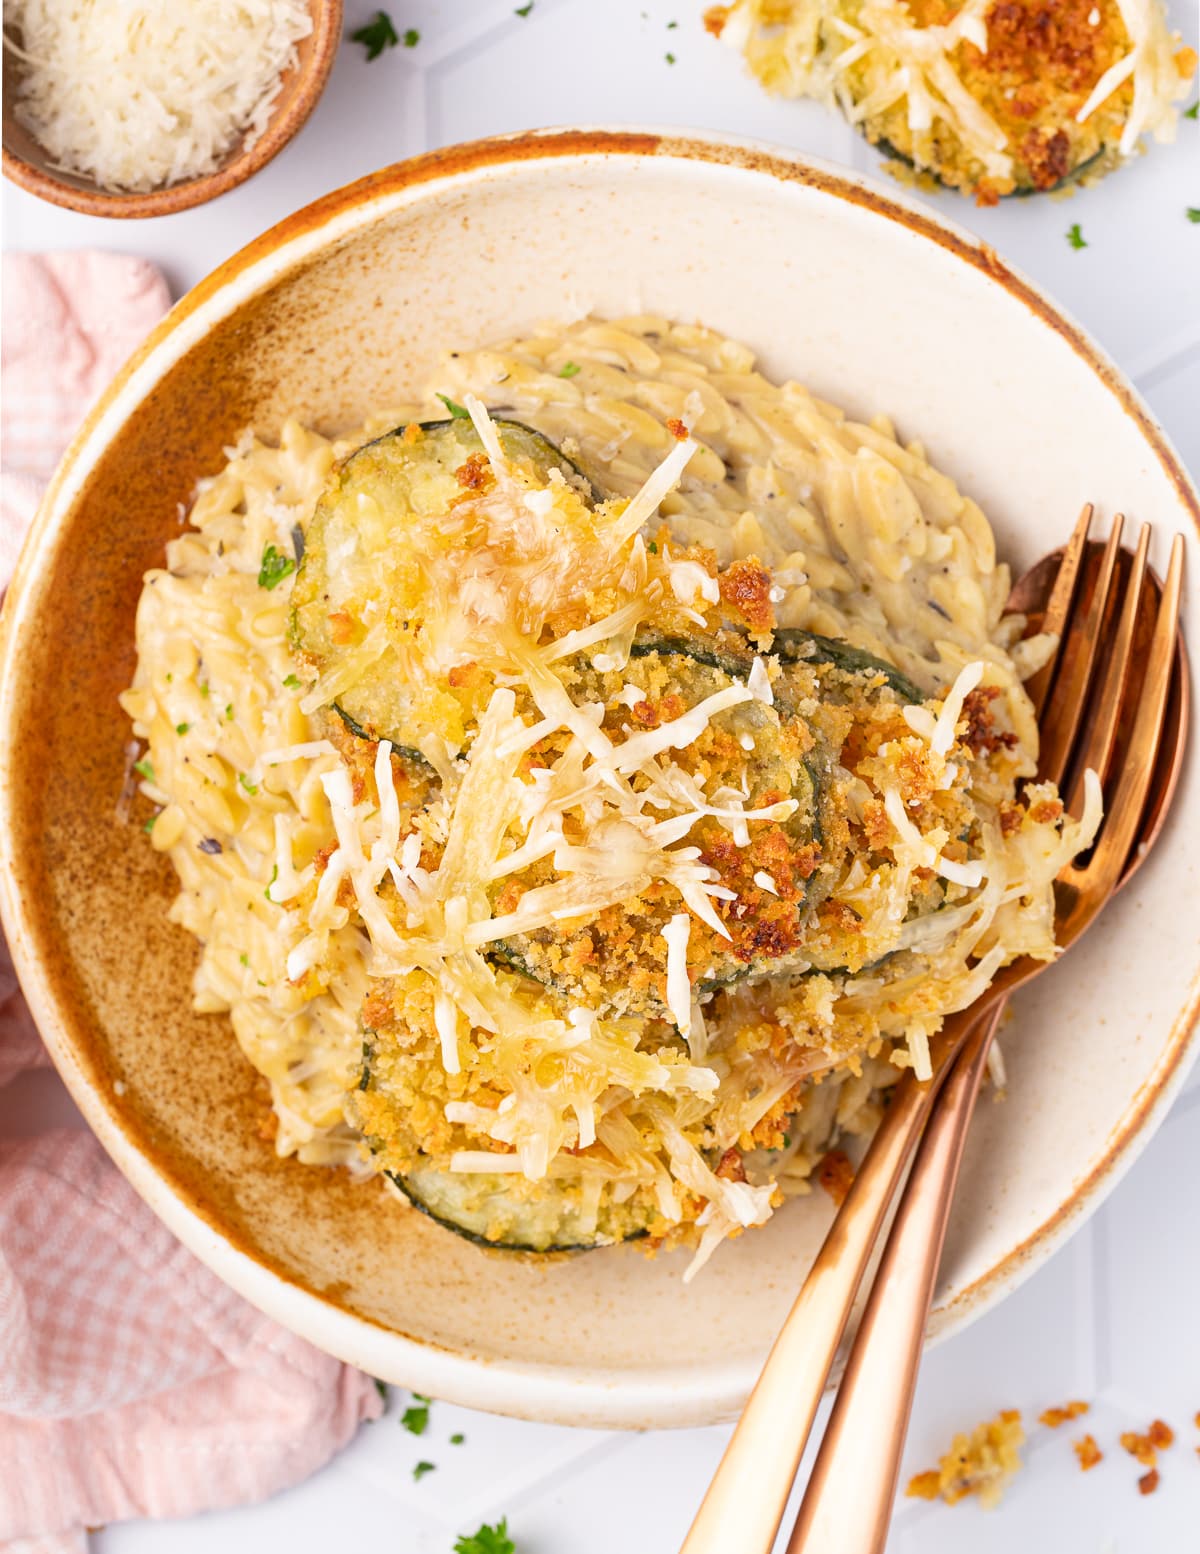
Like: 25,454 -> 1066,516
1,0 -> 342,218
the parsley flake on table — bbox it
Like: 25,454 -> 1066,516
515,2 -> 534,14
437,393 -> 471,418
1066,223 -> 1087,250
1187,207 -> 1200,223
666,50 -> 676,63
454,1518 -> 516,1554
404,26 -> 419,46
350,9 -> 399,60
558,361 -> 581,377
451,1432 -> 465,1444
257,543 -> 295,589
401,1393 -> 431,1434
413,1460 -> 436,1481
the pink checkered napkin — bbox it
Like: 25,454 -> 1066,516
0,254 -> 383,1553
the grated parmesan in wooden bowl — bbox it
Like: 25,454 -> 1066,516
1,0 -> 341,215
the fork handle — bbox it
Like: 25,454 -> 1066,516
677,1010 -> 974,1554
784,1003 -> 1002,1554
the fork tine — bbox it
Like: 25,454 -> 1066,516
1063,531 -> 1184,892
1064,523 -> 1150,815
1026,502 -> 1094,719
1037,514 -> 1125,788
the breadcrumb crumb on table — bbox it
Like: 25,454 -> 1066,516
1120,1419 -> 1174,1466
1039,1399 -> 1090,1428
1073,1434 -> 1103,1471
905,1409 -> 1025,1509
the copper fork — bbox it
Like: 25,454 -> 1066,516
680,509 -> 1188,1554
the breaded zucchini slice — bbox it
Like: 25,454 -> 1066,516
289,417 -> 597,746
721,0 -> 1195,203
847,0 -> 1138,200
774,628 -> 922,705
387,1166 -> 658,1252
490,641 -> 825,1016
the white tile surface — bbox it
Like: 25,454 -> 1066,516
4,2 -> 1199,1550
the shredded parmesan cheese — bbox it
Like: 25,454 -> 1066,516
663,913 -> 693,1039
4,0 -> 314,194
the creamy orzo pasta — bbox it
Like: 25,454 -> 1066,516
120,316 -> 1097,1275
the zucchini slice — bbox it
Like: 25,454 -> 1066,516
774,629 -> 922,705
331,703 -> 430,772
289,417 -> 597,746
389,1166 -> 655,1252
629,630 -> 755,679
491,641 -> 824,1016
871,134 -> 1108,200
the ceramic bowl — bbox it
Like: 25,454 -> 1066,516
1,130 -> 1196,1429
1,0 -> 342,217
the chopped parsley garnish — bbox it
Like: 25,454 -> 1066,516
413,1460 -> 436,1481
239,953 -> 249,967
350,9 -> 399,60
1187,207 -> 1200,223
199,680 -> 209,697
647,540 -> 658,554
454,1519 -> 515,1554
1066,223 -> 1087,250
667,18 -> 678,26
257,543 -> 295,590
1185,99 -> 1198,120
143,814 -> 157,834
373,1377 -> 389,1404
558,361 -> 581,378
401,1393 -> 431,1434
404,26 -> 419,46
175,722 -> 189,735
515,2 -> 534,14
225,704 -> 234,721
283,673 -> 301,690
264,864 -> 278,900
665,50 -> 676,63
133,757 -> 154,782
437,392 -> 471,419
238,772 -> 258,795
451,1432 -> 465,1444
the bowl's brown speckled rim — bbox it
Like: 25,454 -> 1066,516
1,0 -> 343,218
2,128 -> 1197,1426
